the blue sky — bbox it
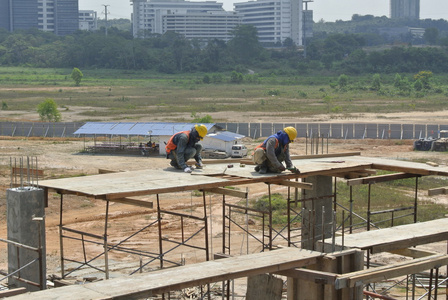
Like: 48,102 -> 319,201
79,0 -> 448,22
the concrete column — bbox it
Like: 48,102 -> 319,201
301,175 -> 333,250
246,274 -> 283,300
7,187 -> 46,291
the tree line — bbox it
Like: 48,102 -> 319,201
0,19 -> 448,75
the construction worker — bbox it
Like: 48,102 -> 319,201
253,126 -> 299,174
165,124 -> 208,173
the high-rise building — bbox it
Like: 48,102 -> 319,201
0,0 -> 39,31
0,0 -> 79,35
390,0 -> 420,19
53,0 -> 79,35
234,0 -> 303,46
131,0 -> 241,41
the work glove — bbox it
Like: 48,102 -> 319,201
279,165 -> 286,171
184,167 -> 192,173
195,161 -> 204,169
288,166 -> 300,174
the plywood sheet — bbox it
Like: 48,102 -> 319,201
37,155 -> 448,200
10,248 -> 323,300
38,169 -> 230,198
343,156 -> 448,176
326,218 -> 448,253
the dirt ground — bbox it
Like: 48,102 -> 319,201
1,115 -> 448,297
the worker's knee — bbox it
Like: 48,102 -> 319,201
185,147 -> 197,160
253,148 -> 266,165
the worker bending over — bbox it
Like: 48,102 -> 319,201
253,126 -> 299,174
166,124 -> 208,173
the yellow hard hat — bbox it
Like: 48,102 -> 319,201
195,124 -> 208,139
284,126 -> 297,142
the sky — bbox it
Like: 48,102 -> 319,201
79,0 -> 448,22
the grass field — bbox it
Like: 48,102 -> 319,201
1,67 -> 448,123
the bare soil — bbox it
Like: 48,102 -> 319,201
1,116 -> 448,296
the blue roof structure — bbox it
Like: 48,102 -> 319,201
74,122 -> 217,136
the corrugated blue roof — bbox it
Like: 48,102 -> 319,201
207,131 -> 245,142
74,122 -> 216,136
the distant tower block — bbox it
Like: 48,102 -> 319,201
390,0 -> 420,19
7,187 -> 46,291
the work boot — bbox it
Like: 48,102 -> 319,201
259,166 -> 267,174
170,160 -> 181,169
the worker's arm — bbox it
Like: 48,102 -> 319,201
175,133 -> 189,170
265,138 -> 284,169
284,144 -> 294,169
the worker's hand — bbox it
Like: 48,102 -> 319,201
184,167 -> 192,173
195,161 -> 204,169
288,167 -> 300,174
279,165 -> 286,171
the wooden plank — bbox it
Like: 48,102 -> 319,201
389,248 -> 438,258
98,169 -> 121,174
0,288 -> 28,297
346,172 -> 418,186
323,218 -> 448,254
9,248 -> 323,300
276,268 -> 338,284
203,187 -> 248,198
271,180 -> 313,190
202,152 -> 362,165
343,156 -> 448,177
428,187 -> 448,196
335,254 -> 448,289
108,197 -> 154,208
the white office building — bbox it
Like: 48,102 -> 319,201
234,0 -> 303,46
79,10 -> 98,31
131,0 -> 242,41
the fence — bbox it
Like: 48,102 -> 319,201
216,122 -> 448,140
1,122 -> 447,140
0,122 -> 84,138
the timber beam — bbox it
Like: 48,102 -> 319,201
271,180 -> 313,190
347,172 -> 419,186
107,197 -> 154,208
335,254 -> 448,289
276,268 -> 338,285
202,187 -> 248,198
428,187 -> 448,196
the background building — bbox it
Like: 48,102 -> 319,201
79,10 -> 98,31
234,0 -> 303,46
0,0 -> 79,35
0,0 -> 39,31
131,0 -> 241,41
390,0 -> 420,19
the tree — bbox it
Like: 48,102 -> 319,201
228,25 -> 262,64
71,67 -> 83,86
371,74 -> 381,91
414,70 -> 433,89
37,98 -> 61,122
338,74 -> 349,89
424,28 -> 439,45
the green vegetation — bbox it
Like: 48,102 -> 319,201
71,67 -> 83,86
0,67 -> 447,122
1,18 -> 448,75
37,98 -> 61,122
246,175 -> 448,229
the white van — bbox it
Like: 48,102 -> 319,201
231,144 -> 248,158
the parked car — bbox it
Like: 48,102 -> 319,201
231,144 -> 248,158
